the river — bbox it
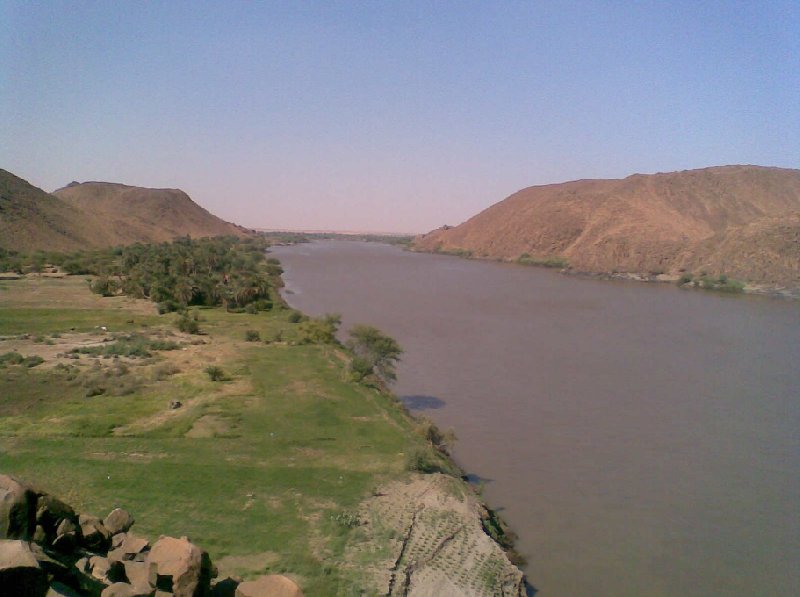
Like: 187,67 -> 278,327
270,240 -> 800,597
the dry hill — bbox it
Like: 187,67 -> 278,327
0,168 -> 251,253
414,165 -> 800,288
0,169 -> 94,252
53,180 -> 249,247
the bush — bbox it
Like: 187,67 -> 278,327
205,366 -> 227,381
89,277 -> 118,297
346,325 -> 402,384
245,330 -> 261,342
244,303 -> 258,315
176,312 -> 201,334
348,356 -> 374,382
287,311 -> 304,323
0,351 -> 25,365
298,314 -> 341,344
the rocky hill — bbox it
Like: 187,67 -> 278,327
0,169 -> 95,252
0,169 -> 251,253
414,165 -> 800,288
53,181 -> 250,247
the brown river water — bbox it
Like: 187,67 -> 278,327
271,241 -> 800,597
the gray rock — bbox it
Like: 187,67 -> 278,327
104,508 -> 135,535
0,473 -> 37,540
0,539 -> 49,597
147,536 -> 211,597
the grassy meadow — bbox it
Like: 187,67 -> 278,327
0,274 -> 437,594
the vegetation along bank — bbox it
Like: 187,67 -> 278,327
0,236 -> 528,596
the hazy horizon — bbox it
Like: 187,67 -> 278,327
2,2 -> 798,233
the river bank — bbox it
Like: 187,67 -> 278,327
0,272 -> 528,595
408,246 -> 800,300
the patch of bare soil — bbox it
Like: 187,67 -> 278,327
344,474 -> 525,597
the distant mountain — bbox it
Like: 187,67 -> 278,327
52,181 -> 249,247
0,169 -> 251,252
414,165 -> 800,288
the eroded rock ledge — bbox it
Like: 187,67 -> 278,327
0,473 -> 303,597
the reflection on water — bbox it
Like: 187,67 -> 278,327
272,241 -> 800,597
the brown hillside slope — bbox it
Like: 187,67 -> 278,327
0,169 -> 94,252
53,181 -> 250,247
414,166 -> 800,287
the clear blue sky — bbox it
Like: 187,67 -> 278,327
2,1 -> 798,232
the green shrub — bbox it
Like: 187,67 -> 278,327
346,325 -> 402,384
0,351 -> 25,365
23,355 -> 44,368
298,314 -> 341,344
287,311 -> 304,324
176,312 -> 201,334
205,366 -> 227,381
245,330 -> 261,342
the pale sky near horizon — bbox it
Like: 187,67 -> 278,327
2,1 -> 798,233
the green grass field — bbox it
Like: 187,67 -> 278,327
0,277 -> 433,594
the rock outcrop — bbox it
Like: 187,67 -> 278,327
0,473 -> 304,597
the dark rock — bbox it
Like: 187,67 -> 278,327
104,509 -> 135,535
169,400 -> 182,410
88,555 -> 127,584
36,494 -> 77,540
80,514 -> 112,552
0,473 -> 37,540
46,581 -> 84,596
57,518 -> 78,536
211,577 -> 240,597
0,539 -> 49,597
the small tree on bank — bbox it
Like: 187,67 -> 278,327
346,325 -> 403,385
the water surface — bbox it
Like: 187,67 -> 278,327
272,241 -> 800,597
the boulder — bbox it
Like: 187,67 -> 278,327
88,554 -> 127,584
79,514 -> 112,552
0,474 -> 37,539
147,536 -> 211,597
0,539 -> 49,597
104,508 -> 135,535
108,533 -> 150,562
101,581 -> 155,597
36,494 -> 77,540
234,575 -> 304,597
122,560 -> 158,591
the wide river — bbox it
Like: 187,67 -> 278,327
271,241 -> 800,597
